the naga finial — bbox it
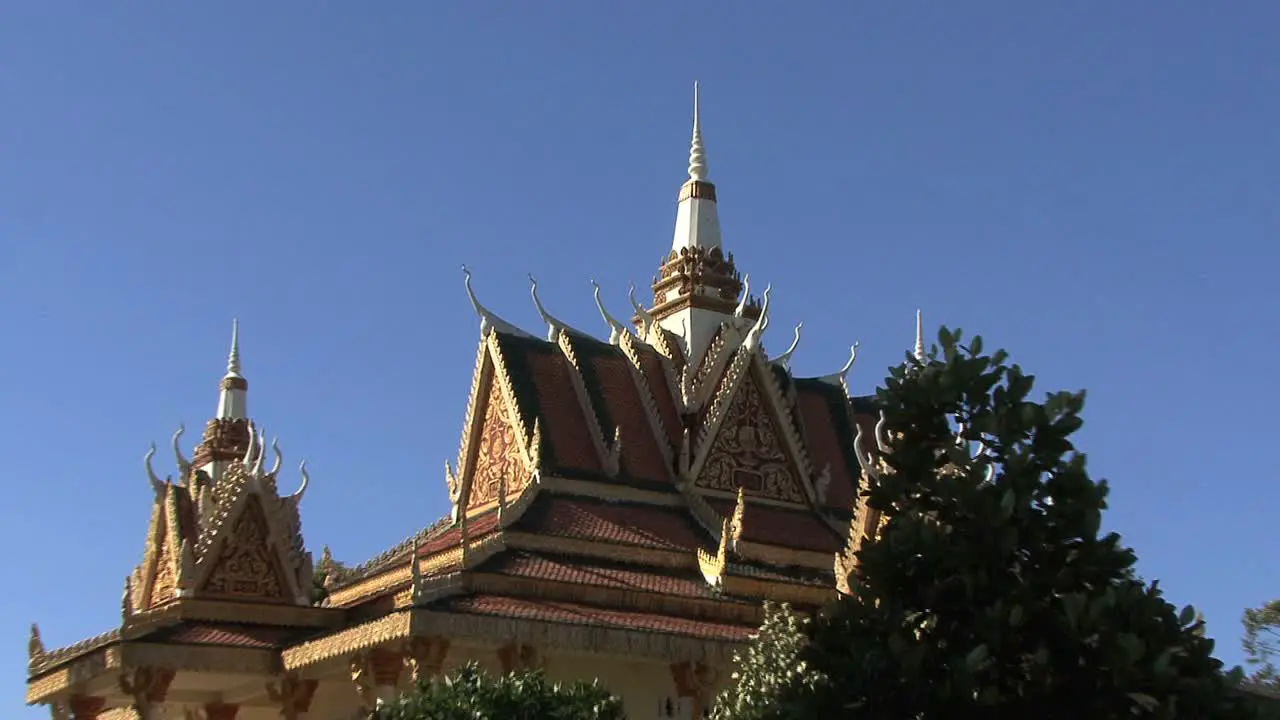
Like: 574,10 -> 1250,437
144,443 -> 168,499
251,426 -> 268,478
462,265 -> 533,339
771,322 -> 803,368
853,410 -> 891,479
290,460 -> 310,502
121,575 -> 133,623
241,422 -> 258,468
28,623 -> 44,662
732,274 -> 752,320
529,274 -> 572,342
742,285 -> 772,352
269,437 -> 283,477
628,282 -> 655,339
590,280 -> 628,345
171,424 -> 191,478
820,342 -> 859,387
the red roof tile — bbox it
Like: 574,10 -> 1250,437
633,343 -> 682,449
515,495 -> 708,551
586,350 -> 673,484
794,384 -> 858,511
707,498 -> 844,554
481,551 -> 717,599
433,594 -> 755,642
153,623 -> 297,649
524,349 -> 605,475
417,512 -> 501,556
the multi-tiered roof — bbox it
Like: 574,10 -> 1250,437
26,85 -> 907,719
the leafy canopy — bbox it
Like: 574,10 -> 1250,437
717,327 -> 1255,719
373,661 -> 625,720
1244,600 -> 1280,691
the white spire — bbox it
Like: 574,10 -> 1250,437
688,82 -> 708,181
226,318 -> 242,377
913,309 -> 926,362
216,319 -> 248,419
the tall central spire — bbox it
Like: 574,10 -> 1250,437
644,83 -> 756,366
216,319 -> 247,420
670,82 -> 722,253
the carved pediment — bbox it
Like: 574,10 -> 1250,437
199,496 -> 290,601
695,368 -> 806,504
466,381 -> 527,510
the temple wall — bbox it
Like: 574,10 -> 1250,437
295,641 -> 731,720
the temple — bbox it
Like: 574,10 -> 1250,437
26,85 -> 908,720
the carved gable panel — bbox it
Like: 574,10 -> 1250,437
697,370 -> 806,503
467,381 -> 525,509
148,519 -> 177,608
200,497 -> 289,602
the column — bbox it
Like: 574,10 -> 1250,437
404,636 -> 451,683
351,648 -> 405,711
67,695 -> 105,720
497,643 -> 544,674
670,661 -> 718,720
266,674 -> 318,720
119,666 -> 176,720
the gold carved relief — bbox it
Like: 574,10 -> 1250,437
467,383 -> 524,509
148,521 -> 177,608
697,373 -> 805,503
200,498 -> 286,600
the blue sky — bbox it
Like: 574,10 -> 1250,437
3,3 -> 1276,713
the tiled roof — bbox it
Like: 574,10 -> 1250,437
148,623 -> 299,649
631,342 -> 682,448
793,378 -> 862,512
478,550 -> 719,600
515,495 -> 709,551
707,498 -> 844,554
566,335 -> 674,486
417,511 -> 502,557
433,593 -> 756,642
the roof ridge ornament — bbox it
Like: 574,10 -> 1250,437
171,424 -> 191,481
529,274 -> 579,341
628,282 -> 655,338
144,443 -> 169,500
771,322 -> 802,368
590,280 -> 629,345
742,285 -> 772,353
819,342 -> 859,387
462,265 -> 534,339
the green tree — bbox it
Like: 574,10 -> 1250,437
718,328 -> 1255,719
374,662 -> 625,720
711,602 -> 819,720
1244,600 -> 1280,690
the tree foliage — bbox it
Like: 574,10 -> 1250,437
710,602 -> 819,720
373,662 -> 625,720
1244,600 -> 1280,691
717,328 -> 1255,719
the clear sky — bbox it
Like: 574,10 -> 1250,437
3,3 -> 1276,714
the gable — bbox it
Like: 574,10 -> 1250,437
466,379 -> 528,511
199,496 -> 290,602
695,365 -> 807,504
146,511 -> 178,609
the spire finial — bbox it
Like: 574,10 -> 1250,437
227,318 -> 242,376
914,309 -> 926,362
688,82 -> 709,181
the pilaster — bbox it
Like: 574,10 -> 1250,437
119,666 -> 175,720
68,695 -> 105,720
404,636 -> 451,683
670,660 -> 719,719
497,642 -> 545,674
265,674 -> 318,720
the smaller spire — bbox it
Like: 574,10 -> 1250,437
226,318 -> 242,378
216,319 -> 248,419
688,82 -> 709,181
914,309 -> 926,362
